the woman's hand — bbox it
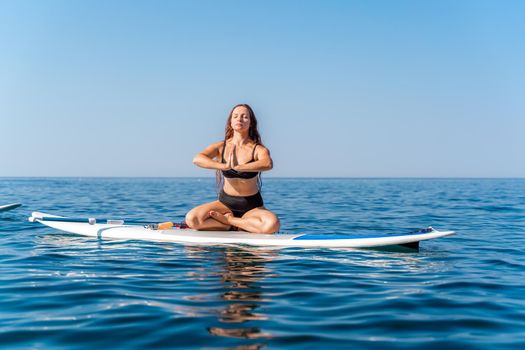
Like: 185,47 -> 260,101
222,144 -> 236,171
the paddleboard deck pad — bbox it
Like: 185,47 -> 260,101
29,212 -> 455,249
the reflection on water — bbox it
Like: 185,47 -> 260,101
2,178 -> 524,349
32,233 -> 279,347
184,247 -> 276,343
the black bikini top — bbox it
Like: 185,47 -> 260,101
220,141 -> 259,179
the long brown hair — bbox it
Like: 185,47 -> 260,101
224,104 -> 262,144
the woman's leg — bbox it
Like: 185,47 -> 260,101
185,201 -> 233,230
209,207 -> 280,234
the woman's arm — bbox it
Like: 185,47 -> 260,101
233,146 -> 273,172
192,141 -> 229,170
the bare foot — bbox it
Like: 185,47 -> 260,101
208,210 -> 232,226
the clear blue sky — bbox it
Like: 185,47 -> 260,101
1,0 -> 523,177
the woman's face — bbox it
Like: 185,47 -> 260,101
230,106 -> 251,131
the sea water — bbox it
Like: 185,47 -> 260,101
0,178 -> 524,349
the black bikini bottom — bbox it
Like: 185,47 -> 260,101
219,190 -> 264,217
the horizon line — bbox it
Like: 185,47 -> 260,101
1,176 -> 524,180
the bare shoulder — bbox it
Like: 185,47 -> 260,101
254,144 -> 271,159
255,143 -> 270,152
210,140 -> 224,149
200,140 -> 224,157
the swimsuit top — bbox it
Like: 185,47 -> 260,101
220,141 -> 260,179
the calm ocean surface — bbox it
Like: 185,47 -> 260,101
1,178 -> 524,349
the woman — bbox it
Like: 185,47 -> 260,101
185,104 -> 280,234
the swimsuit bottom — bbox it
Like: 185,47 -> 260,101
219,190 -> 264,218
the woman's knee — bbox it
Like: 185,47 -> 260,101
185,210 -> 201,228
261,216 -> 280,234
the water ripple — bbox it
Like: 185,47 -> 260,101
1,178 -> 525,348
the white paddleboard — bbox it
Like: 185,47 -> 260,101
29,211 -> 455,249
0,203 -> 22,212
29,212 -> 454,248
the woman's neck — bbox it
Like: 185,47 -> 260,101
231,132 -> 251,146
